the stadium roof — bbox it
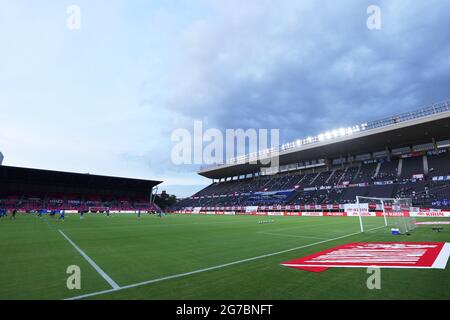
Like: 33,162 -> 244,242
199,101 -> 450,179
0,165 -> 162,196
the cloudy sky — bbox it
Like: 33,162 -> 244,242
1,0 -> 449,197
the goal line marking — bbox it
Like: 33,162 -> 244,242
59,229 -> 120,290
65,225 -> 385,300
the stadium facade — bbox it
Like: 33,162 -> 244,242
176,100 -> 450,215
0,165 -> 162,213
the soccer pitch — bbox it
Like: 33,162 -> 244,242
0,213 -> 449,300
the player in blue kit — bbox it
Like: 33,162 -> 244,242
57,210 -> 65,222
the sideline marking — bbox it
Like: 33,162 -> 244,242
257,231 -> 329,240
432,242 -> 450,269
263,219 -> 352,233
59,230 -> 120,290
65,225 -> 385,300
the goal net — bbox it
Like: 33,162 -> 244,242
356,196 -> 417,234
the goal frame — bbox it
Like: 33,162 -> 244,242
356,196 -> 412,233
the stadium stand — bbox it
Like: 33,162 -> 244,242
328,168 -> 349,185
353,162 -> 377,183
176,101 -> 450,210
428,152 -> 450,177
374,159 -> 398,182
0,166 -> 162,212
400,156 -> 424,180
176,149 -> 450,209
311,171 -> 332,188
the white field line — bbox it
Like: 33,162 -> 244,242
254,219 -> 356,238
58,230 -> 120,290
65,225 -> 386,300
432,242 -> 450,269
257,231 -> 329,240
263,219 -> 352,233
280,265 -> 445,270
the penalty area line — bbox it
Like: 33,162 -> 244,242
256,231 -> 330,240
58,229 -> 120,290
65,225 -> 386,300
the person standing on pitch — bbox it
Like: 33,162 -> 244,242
11,209 -> 17,220
57,210 -> 65,222
80,210 -> 84,219
137,210 -> 141,218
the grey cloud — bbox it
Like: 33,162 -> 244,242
143,0 -> 450,147
135,0 -> 450,186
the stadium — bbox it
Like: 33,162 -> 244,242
2,2 -> 450,311
1,101 -> 449,301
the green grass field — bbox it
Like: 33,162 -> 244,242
0,213 -> 449,300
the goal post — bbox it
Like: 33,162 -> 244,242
356,196 -> 387,232
356,196 -> 416,234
